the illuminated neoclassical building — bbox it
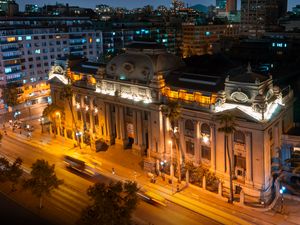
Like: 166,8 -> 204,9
49,41 -> 294,201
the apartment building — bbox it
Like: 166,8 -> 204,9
181,23 -> 239,58
0,16 -> 103,107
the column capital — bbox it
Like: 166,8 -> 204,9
209,122 -> 215,128
245,131 -> 252,137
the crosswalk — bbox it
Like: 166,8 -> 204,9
46,183 -> 91,225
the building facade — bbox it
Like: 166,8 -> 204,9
0,16 -> 103,107
49,42 -> 294,202
181,23 -> 239,57
241,0 -> 288,36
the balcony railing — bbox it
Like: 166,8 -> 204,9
1,47 -> 19,52
2,54 -> 22,60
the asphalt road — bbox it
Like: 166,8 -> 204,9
0,192 -> 55,225
0,134 -> 220,225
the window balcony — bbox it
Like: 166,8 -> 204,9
1,47 -> 19,52
2,54 -> 22,60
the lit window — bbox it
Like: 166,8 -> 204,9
23,79 -> 27,84
162,39 -> 167,43
205,31 -> 211,36
26,36 -> 32,40
272,43 -> 275,47
5,67 -> 12,74
112,32 -> 116,35
18,36 -> 23,41
7,37 -> 16,42
96,38 -> 101,43
89,38 -> 93,43
35,49 -> 41,54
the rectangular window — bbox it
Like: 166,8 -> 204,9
77,111 -> 82,121
126,107 -> 133,116
234,155 -> 246,169
94,115 -> 99,126
186,141 -> 195,155
201,146 -> 211,160
26,36 -> 31,40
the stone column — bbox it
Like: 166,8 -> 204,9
105,103 -> 112,142
245,132 -> 253,183
89,97 -> 94,134
80,96 -> 85,130
274,125 -> 280,157
195,121 -> 200,164
147,111 -> 152,157
210,123 -> 216,171
178,119 -> 185,164
115,106 -> 120,140
133,110 -> 138,145
137,111 -> 143,147
119,106 -> 125,141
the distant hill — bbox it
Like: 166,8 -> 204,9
190,4 -> 208,13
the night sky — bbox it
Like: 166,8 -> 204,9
16,0 -> 297,10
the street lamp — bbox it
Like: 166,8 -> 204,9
279,186 -> 286,214
38,117 -> 45,133
169,140 -> 174,194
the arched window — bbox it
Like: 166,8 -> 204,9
84,96 -> 90,105
75,94 -> 81,103
201,123 -> 210,135
86,112 -> 90,124
185,120 -> 194,132
234,130 -> 245,144
185,119 -> 195,137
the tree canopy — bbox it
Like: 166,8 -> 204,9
2,83 -> 19,107
161,100 -> 181,129
7,157 -> 23,191
23,159 -> 63,208
78,181 -> 139,225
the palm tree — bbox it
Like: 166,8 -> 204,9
42,103 -> 64,135
162,100 -> 182,182
217,113 -> 237,203
62,84 -> 80,147
1,83 -> 19,117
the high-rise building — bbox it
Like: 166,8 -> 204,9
241,0 -> 288,35
181,23 -> 240,57
0,16 -> 103,107
226,0 -> 237,13
216,0 -> 227,10
0,0 -> 18,16
25,4 -> 40,14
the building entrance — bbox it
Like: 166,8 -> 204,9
126,123 -> 134,149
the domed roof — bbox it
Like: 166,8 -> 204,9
106,42 -> 182,82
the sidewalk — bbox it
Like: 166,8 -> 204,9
4,127 -> 300,225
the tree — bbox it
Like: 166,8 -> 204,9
78,181 -> 139,225
162,100 -> 183,181
62,84 -> 80,147
42,103 -> 64,135
23,159 -> 63,209
7,157 -> 23,191
2,83 -> 19,109
217,113 -> 237,203
0,157 -> 10,182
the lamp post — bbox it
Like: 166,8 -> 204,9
38,117 -> 45,133
169,140 -> 174,194
279,186 -> 286,214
